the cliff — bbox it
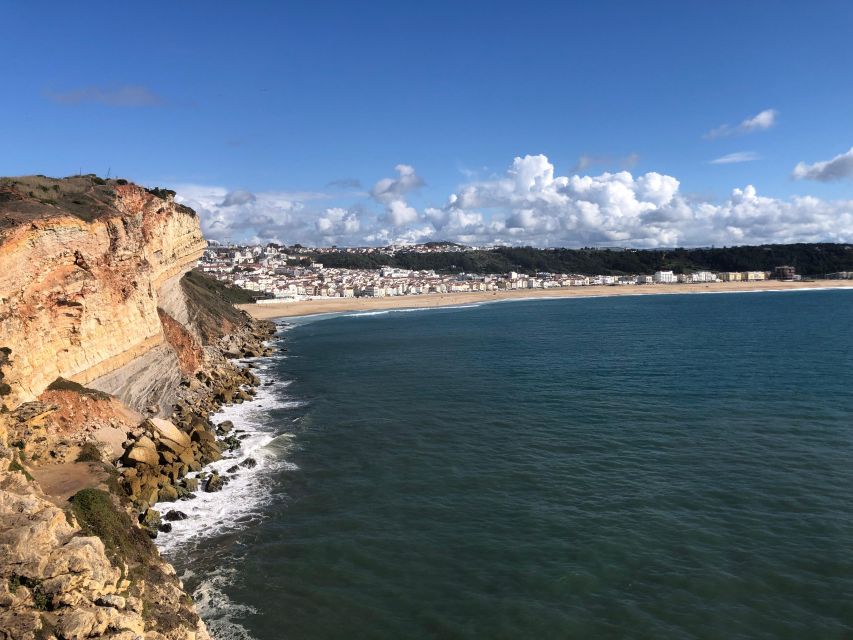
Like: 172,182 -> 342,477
0,175 -> 206,411
0,175 -> 275,640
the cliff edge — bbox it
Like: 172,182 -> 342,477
0,175 -> 275,640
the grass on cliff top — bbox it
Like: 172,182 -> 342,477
0,175 -> 122,222
0,174 -> 197,227
47,377 -> 112,401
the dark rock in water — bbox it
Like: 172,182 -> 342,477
165,509 -> 189,521
158,522 -> 173,533
216,420 -> 234,435
205,473 -> 225,492
238,434 -> 251,440
146,529 -> 158,539
179,492 -> 197,501
222,435 -> 241,450
226,465 -> 240,474
264,381 -> 274,386
240,457 -> 257,469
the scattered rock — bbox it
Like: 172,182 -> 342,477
140,508 -> 161,531
204,473 -> 225,492
164,510 -> 188,521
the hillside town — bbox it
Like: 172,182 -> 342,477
194,243 -> 829,302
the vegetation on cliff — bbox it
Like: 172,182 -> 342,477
308,242 -> 853,276
180,270 -> 258,344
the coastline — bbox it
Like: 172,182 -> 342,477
238,279 -> 853,319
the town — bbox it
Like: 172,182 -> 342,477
196,243 -> 818,302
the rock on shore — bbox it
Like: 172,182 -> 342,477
0,175 -> 276,640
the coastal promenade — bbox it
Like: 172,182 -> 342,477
238,279 -> 853,319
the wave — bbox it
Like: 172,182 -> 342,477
187,566 -> 258,640
342,303 -> 486,318
153,352 -> 298,554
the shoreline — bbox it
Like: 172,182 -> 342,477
238,279 -> 853,320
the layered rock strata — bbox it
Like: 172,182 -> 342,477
0,175 -> 275,640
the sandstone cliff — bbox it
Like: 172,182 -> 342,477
0,175 -> 206,411
0,175 -> 275,640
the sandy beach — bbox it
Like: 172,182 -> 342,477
238,279 -> 853,319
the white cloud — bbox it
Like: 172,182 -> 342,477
710,151 -> 761,165
430,154 -> 853,248
792,147 -> 853,182
175,155 -> 853,249
316,207 -> 361,241
706,109 -> 778,139
370,164 -> 423,203
370,164 -> 424,227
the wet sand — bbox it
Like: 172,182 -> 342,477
238,279 -> 853,319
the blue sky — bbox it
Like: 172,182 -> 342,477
2,0 -> 853,247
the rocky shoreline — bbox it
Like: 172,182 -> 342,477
0,314 -> 276,640
0,175 -> 277,640
120,319 -> 276,532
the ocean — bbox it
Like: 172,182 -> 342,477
159,289 -> 853,639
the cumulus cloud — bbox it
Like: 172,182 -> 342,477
370,164 -> 423,202
175,155 -> 853,249
219,190 -> 257,207
710,151 -> 761,165
47,85 -> 165,107
705,109 -> 778,139
174,185 -> 322,244
427,154 -> 853,248
316,207 -> 361,240
370,164 -> 424,227
792,147 -> 853,182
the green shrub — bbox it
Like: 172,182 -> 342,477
69,489 -> 154,567
7,576 -> 50,610
146,187 -> 176,200
75,441 -> 102,463
46,377 -> 111,401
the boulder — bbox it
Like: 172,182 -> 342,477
140,508 -> 161,531
124,444 -> 159,467
204,473 -> 225,492
240,457 -> 257,469
164,510 -> 188,521
158,485 -> 178,502
145,418 -> 191,453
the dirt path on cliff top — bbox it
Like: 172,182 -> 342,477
30,461 -> 113,505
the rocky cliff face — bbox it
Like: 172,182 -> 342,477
0,176 -> 275,640
0,176 -> 206,411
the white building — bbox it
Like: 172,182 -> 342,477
653,270 -> 676,284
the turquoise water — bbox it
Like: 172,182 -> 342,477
170,290 -> 853,639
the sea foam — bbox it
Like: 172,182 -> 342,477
154,351 -> 297,555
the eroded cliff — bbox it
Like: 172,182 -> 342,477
0,175 -> 206,410
0,175 -> 275,640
